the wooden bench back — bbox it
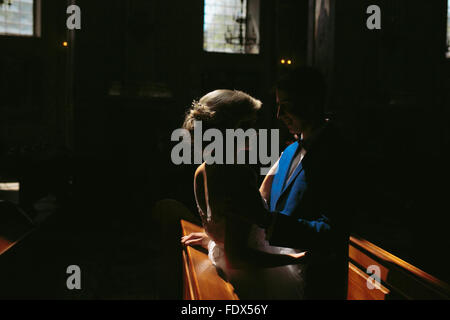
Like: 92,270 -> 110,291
0,200 -> 34,256
181,220 -> 449,300
348,235 -> 450,300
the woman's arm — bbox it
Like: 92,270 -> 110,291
259,158 -> 280,204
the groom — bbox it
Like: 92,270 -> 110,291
257,67 -> 352,299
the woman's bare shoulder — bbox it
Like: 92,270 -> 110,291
194,162 -> 206,178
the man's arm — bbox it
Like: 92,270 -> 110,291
264,171 -> 348,251
263,165 -> 350,251
224,215 -> 308,269
264,212 -> 336,250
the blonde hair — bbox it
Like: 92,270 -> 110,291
183,89 -> 262,134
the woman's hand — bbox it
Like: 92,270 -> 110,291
181,232 -> 211,250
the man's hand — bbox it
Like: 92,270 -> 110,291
181,232 -> 210,250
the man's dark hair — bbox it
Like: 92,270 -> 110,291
276,67 -> 327,124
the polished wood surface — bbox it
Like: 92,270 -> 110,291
347,262 -> 390,300
181,220 -> 239,300
348,235 -> 450,300
181,220 -> 449,300
0,237 -> 16,256
0,201 -> 34,256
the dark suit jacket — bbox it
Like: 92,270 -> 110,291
267,121 -> 352,299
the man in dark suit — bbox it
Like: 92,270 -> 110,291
258,67 -> 352,299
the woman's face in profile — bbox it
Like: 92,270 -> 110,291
237,114 -> 258,131
276,89 -> 303,136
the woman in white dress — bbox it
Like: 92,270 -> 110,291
181,89 -> 308,299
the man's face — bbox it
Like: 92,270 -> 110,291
276,89 -> 304,136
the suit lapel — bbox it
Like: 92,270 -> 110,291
271,141 -> 299,209
281,159 -> 304,195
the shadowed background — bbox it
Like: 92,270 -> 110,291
0,0 -> 449,299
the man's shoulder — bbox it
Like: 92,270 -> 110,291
310,121 -> 344,152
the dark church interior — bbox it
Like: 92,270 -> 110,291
0,0 -> 449,300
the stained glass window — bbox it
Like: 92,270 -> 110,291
0,0 -> 34,36
203,0 -> 259,54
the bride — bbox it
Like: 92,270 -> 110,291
181,89 -> 308,300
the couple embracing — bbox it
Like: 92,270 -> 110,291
166,67 -> 350,300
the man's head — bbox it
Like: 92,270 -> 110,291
276,67 -> 326,136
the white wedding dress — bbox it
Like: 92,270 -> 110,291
199,201 -> 307,300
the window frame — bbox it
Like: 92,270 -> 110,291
446,0 -> 450,58
202,0 -> 260,55
0,0 -> 41,38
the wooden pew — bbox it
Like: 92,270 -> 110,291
347,235 -> 450,300
0,200 -> 34,256
181,220 -> 238,300
181,219 -> 450,300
